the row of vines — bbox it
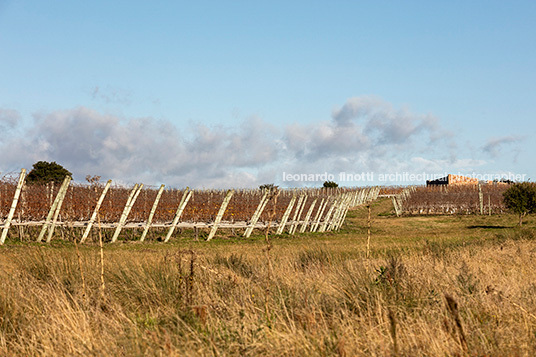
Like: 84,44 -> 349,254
0,178 -> 364,225
401,184 -> 509,215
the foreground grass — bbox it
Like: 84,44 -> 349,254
0,199 -> 535,356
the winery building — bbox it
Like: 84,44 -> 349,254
426,174 -> 479,186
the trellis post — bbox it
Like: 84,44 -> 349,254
37,175 -> 70,242
111,183 -> 143,243
80,180 -> 112,243
276,194 -> 297,235
206,190 -> 234,241
333,193 -> 352,230
299,198 -> 317,233
164,189 -> 192,242
287,194 -> 304,234
478,183 -> 484,215
328,195 -> 346,231
46,176 -> 72,243
289,195 -> 307,235
244,191 -> 268,238
0,169 -> 26,245
318,198 -> 338,232
392,196 -> 401,217
140,184 -> 165,242
310,198 -> 326,232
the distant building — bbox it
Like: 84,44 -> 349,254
426,174 -> 479,186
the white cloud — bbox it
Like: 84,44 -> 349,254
0,108 -> 20,132
0,97 -> 515,188
482,135 -> 523,157
91,86 -> 132,105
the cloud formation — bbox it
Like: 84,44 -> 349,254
482,135 -> 524,157
91,86 -> 132,105
0,97 -> 508,187
0,108 -> 20,131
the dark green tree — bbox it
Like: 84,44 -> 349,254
259,183 -> 278,192
503,182 -> 536,226
323,180 -> 339,188
26,161 -> 72,184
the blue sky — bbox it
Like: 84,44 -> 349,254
0,1 -> 534,188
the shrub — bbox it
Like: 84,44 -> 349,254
323,181 -> 338,188
503,182 -> 536,226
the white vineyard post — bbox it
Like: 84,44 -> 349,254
332,195 -> 349,230
318,198 -> 338,232
392,195 -> 401,217
310,198 -> 326,232
140,184 -> 165,242
38,175 -> 71,242
328,195 -> 346,231
349,190 -> 357,207
478,183 -> 483,215
276,194 -> 297,235
244,191 -> 269,238
80,180 -> 112,243
206,190 -> 234,241
287,194 -> 304,234
299,198 -> 317,233
46,176 -> 72,243
333,194 -> 352,230
328,195 -> 345,230
359,189 -> 365,204
334,193 -> 353,230
111,183 -> 143,243
397,193 -> 403,214
355,189 -> 362,206
365,187 -> 371,202
1,169 -> 26,245
343,192 -> 356,225
352,190 -> 358,206
289,195 -> 308,235
164,189 -> 192,243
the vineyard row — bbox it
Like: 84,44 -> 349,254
0,169 -> 380,244
391,184 -> 510,215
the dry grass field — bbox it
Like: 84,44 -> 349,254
1,198 -> 536,356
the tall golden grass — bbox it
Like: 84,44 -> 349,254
0,201 -> 535,356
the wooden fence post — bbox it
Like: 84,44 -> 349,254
311,198 -> 327,232
140,184 -> 165,242
318,198 -> 338,232
46,176 -> 72,243
206,190 -> 234,241
392,196 -> 401,217
366,204 -> 371,258
299,198 -> 317,233
328,195 -> 347,231
37,175 -> 71,242
333,193 -> 352,230
111,183 -> 143,243
80,180 -> 112,243
287,194 -> 304,234
276,194 -> 297,235
164,189 -> 193,242
244,191 -> 269,238
0,169 -> 26,245
478,183 -> 483,215
289,195 -> 307,235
